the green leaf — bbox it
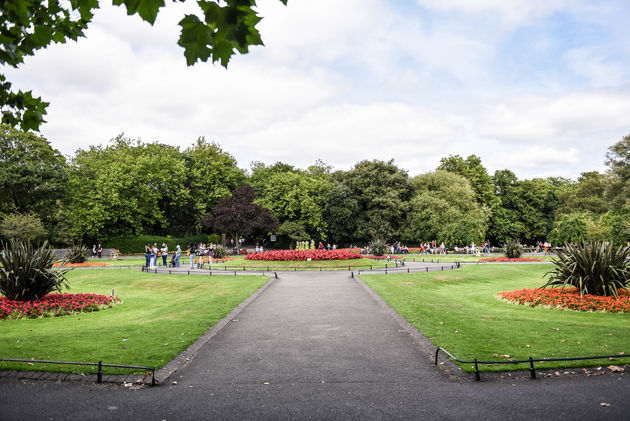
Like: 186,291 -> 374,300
114,0 -> 165,25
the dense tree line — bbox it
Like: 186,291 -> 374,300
1,125 -> 628,248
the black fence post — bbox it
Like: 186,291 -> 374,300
474,359 -> 480,381
529,357 -> 536,379
97,360 -> 102,383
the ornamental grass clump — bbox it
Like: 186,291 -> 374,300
0,240 -> 70,301
503,238 -> 522,259
542,241 -> 630,298
64,243 -> 90,264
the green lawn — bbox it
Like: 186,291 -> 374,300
360,264 -> 630,372
0,269 -> 268,374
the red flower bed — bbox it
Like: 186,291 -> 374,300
52,262 -> 111,267
498,288 -> 630,313
479,257 -> 543,262
0,293 -> 121,320
245,249 -> 363,261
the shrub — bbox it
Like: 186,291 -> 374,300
0,240 -> 70,301
369,238 -> 387,257
65,243 -> 90,263
503,238 -> 522,259
104,234 -> 210,254
213,245 -> 227,258
0,212 -> 48,244
542,241 -> 630,298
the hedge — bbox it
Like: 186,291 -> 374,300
103,234 -> 220,254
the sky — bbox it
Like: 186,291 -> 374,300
5,0 -> 630,179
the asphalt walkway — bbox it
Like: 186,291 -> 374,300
1,270 -> 628,420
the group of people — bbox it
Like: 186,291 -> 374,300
418,241 -> 447,255
187,242 -> 220,268
317,242 -> 339,250
91,244 -> 103,258
144,243 -> 182,269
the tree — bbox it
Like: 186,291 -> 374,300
201,184 -> 278,245
335,160 -> 412,243
548,212 -> 589,245
0,124 -> 67,216
0,0 -> 288,132
323,181 -> 359,246
253,164 -> 331,240
184,137 -> 246,233
556,171 -> 609,216
0,212 -> 48,244
605,134 -> 630,208
438,154 -> 498,208
401,170 -> 488,246
64,135 -> 190,240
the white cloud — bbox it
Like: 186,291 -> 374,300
415,0 -> 576,26
478,89 -> 630,144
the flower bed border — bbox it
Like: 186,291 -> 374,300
245,249 -> 363,261
0,293 -> 121,320
480,257 -> 543,263
498,287 -> 630,313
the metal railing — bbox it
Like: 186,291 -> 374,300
0,358 -> 155,386
434,347 -> 630,381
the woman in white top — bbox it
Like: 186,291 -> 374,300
161,243 -> 168,266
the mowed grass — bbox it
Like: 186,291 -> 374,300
0,269 -> 268,374
360,264 -> 630,372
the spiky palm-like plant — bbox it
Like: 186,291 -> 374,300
65,243 -> 90,263
503,238 -> 522,259
369,238 -> 388,256
212,245 -> 227,258
0,240 -> 70,301
542,241 -> 630,298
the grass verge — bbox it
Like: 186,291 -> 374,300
360,264 -> 630,372
0,269 -> 268,374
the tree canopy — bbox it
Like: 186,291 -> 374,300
0,0 -> 288,132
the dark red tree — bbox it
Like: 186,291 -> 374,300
201,185 -> 278,245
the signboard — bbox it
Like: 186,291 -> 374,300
270,235 -> 277,242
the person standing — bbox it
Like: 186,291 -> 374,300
144,243 -> 151,268
175,245 -> 181,267
97,244 -> 103,258
189,242 -> 196,269
161,243 -> 168,267
92,244 -> 97,258
152,243 -> 158,268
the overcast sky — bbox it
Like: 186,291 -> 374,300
5,0 -> 630,179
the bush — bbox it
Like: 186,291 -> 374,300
542,241 -> 630,298
213,245 -> 227,258
65,243 -> 90,263
503,238 -> 522,259
104,234 -> 211,254
368,238 -> 388,257
0,212 -> 48,244
0,240 -> 70,301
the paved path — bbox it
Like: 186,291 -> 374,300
1,271 -> 629,420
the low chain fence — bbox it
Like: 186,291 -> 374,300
434,347 -> 630,381
0,358 -> 155,385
